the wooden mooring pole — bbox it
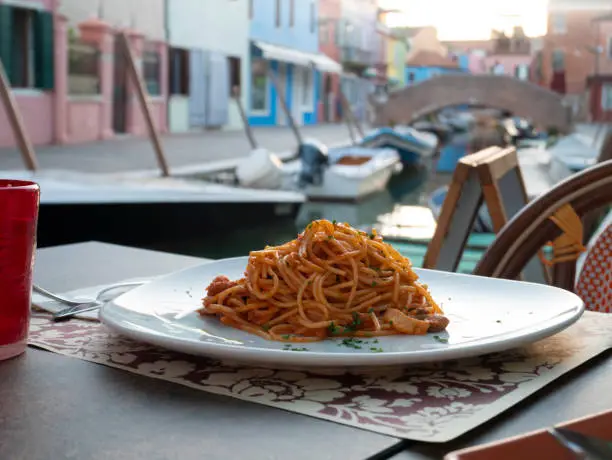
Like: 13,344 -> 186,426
0,58 -> 39,171
118,32 -> 170,177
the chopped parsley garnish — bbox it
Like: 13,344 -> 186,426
307,223 -> 313,229
370,347 -> 383,353
369,232 -> 375,239
281,344 -> 309,352
368,307 -> 374,313
328,235 -> 333,240
262,324 -> 271,331
371,281 -> 377,287
332,219 -> 337,225
327,322 -> 339,335
433,335 -> 448,344
340,338 -> 362,349
281,334 -> 291,340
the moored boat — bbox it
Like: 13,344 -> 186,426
360,126 -> 439,166
0,169 -> 305,248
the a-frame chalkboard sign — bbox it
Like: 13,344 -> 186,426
423,146 -> 548,284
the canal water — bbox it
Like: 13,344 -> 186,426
151,164 -> 454,260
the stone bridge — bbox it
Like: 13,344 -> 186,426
372,74 -> 572,132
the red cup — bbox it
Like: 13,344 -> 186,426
0,180 -> 39,361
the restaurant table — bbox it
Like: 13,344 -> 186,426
0,242 -> 402,460
1,243 -> 610,460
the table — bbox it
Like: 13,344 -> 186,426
0,242 -> 610,460
0,242 -> 401,460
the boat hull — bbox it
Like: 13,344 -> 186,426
303,152 -> 399,201
36,201 -> 301,248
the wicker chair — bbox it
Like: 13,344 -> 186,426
474,159 -> 612,295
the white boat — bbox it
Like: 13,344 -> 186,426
0,169 -> 305,247
360,126 -> 439,166
285,146 -> 400,201
547,132 -> 599,172
235,143 -> 401,201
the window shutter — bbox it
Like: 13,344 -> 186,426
0,5 -> 13,85
34,10 -> 54,90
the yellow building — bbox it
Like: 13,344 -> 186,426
386,31 -> 408,89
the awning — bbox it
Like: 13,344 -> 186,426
253,41 -> 342,74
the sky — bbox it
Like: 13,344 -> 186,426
379,0 -> 549,40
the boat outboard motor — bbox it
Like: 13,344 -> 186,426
297,139 -> 329,187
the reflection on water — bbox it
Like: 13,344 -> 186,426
151,165 -> 451,259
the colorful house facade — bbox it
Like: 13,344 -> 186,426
337,0 -> 379,121
166,0 -> 249,132
0,0 -> 56,148
318,0 -> 341,122
405,51 -> 464,86
386,32 -> 408,89
248,0 -> 340,127
59,0 -> 168,142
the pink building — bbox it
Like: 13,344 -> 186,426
0,0 -> 168,149
483,54 -> 533,79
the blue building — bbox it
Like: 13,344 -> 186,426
248,0 -> 341,126
405,50 -> 466,86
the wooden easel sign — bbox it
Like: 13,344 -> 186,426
423,146 -> 548,284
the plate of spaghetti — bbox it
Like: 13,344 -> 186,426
101,220 -> 584,367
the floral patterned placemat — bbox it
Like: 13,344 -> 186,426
28,311 -> 612,442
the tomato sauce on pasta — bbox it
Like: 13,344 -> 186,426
199,220 -> 449,342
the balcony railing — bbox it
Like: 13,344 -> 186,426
341,46 -> 374,66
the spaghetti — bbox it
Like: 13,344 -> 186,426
199,219 -> 449,342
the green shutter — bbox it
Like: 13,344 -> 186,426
0,5 -> 13,85
34,10 -> 54,90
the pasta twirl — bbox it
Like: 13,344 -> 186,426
199,219 -> 449,342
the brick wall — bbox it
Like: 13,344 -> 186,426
373,74 -> 571,131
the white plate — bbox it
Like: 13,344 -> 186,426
100,257 -> 584,367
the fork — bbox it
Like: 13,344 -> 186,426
33,284 -> 97,307
51,281 -> 148,321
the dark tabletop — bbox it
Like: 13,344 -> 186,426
1,242 -> 610,460
0,242 -> 401,460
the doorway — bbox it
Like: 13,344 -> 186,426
112,34 -> 128,133
276,62 -> 288,126
292,67 -> 304,126
323,74 -> 332,122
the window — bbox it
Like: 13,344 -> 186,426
228,56 -> 241,96
250,58 -> 268,112
551,13 -> 566,34
68,39 -> 100,95
0,5 -> 54,90
289,0 -> 294,27
275,0 -> 281,27
513,64 -> 529,80
310,1 -> 315,33
168,47 -> 189,96
11,7 -> 35,88
302,68 -> 313,106
143,43 -> 161,95
319,22 -> 328,44
552,49 -> 565,71
602,84 -> 612,110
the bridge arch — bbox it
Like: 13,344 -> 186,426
373,74 -> 572,132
